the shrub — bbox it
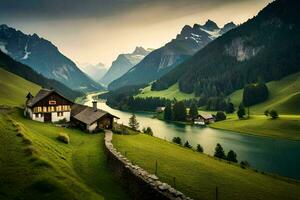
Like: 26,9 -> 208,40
269,110 -> 279,119
57,133 -> 70,144
142,127 -> 153,136
215,111 -> 227,121
30,179 -> 57,193
184,141 -> 192,149
227,150 -> 238,163
24,146 -> 37,156
23,137 -> 32,145
172,137 -> 182,145
264,110 -> 269,116
196,144 -> 204,153
240,161 -> 250,169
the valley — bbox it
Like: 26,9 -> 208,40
0,0 -> 300,199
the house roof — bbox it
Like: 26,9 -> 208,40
199,113 -> 214,120
26,88 -> 73,107
71,103 -> 119,125
27,89 -> 53,107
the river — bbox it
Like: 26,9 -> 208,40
83,93 -> 300,180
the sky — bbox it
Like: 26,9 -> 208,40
0,0 -> 271,68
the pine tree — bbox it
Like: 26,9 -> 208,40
129,113 -> 139,131
189,103 -> 199,119
227,150 -> 238,163
214,143 -> 226,159
237,103 -> 246,119
164,102 -> 173,121
173,101 -> 187,121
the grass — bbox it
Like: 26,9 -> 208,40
229,72 -> 300,115
0,108 -> 130,200
113,134 -> 300,200
0,68 -> 41,107
136,83 -> 197,101
210,114 -> 300,141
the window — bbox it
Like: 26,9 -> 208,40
57,112 -> 64,117
35,113 -> 39,118
37,107 -> 42,112
51,106 -> 55,112
48,107 -> 51,112
43,107 -> 47,112
49,100 -> 56,105
57,105 -> 62,111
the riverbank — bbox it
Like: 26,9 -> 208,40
210,114 -> 300,141
112,133 -> 300,200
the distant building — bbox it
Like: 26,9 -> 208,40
25,88 -> 119,132
156,107 -> 165,113
197,113 -> 215,124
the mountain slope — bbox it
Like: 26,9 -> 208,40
153,0 -> 300,98
229,72 -> 300,115
0,50 -> 82,100
108,21 -> 236,90
0,68 -> 40,106
0,24 -> 103,92
100,47 -> 151,86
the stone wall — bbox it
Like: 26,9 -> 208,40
104,131 -> 193,200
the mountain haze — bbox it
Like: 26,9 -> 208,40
100,47 -> 151,86
108,20 -> 236,90
0,24 -> 103,92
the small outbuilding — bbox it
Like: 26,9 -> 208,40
197,113 -> 215,124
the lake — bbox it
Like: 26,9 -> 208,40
84,93 -> 300,180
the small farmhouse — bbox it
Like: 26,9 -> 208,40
25,89 -> 73,123
25,88 -> 119,132
194,113 -> 215,125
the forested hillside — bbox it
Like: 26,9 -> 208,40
153,0 -> 300,100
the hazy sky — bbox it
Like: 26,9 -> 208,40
0,0 -> 271,67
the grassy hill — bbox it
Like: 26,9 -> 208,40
136,83 -> 197,101
0,108 -> 130,200
0,68 -> 40,107
229,72 -> 300,115
113,134 -> 300,200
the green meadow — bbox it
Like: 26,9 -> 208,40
113,134 -> 300,200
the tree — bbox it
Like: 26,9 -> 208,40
226,102 -> 235,114
269,110 -> 279,119
129,113 -> 139,130
172,137 -> 182,145
240,161 -> 250,169
237,103 -> 246,119
173,101 -> 187,122
189,103 -> 199,119
214,143 -> 226,159
164,102 -> 173,121
142,127 -> 153,136
184,141 -> 192,148
227,150 -> 238,163
196,144 -> 204,153
215,111 -> 227,121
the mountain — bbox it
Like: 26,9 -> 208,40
100,47 -> 151,86
0,50 -> 82,100
152,0 -> 300,99
0,24 -> 103,92
78,62 -> 107,82
108,21 -> 236,90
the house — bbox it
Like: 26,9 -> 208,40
197,113 -> 215,124
156,107 -> 165,113
25,89 -> 73,123
70,101 -> 119,132
25,88 -> 119,132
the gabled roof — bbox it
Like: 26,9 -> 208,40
71,103 -> 119,125
26,88 -> 72,107
199,113 -> 214,120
